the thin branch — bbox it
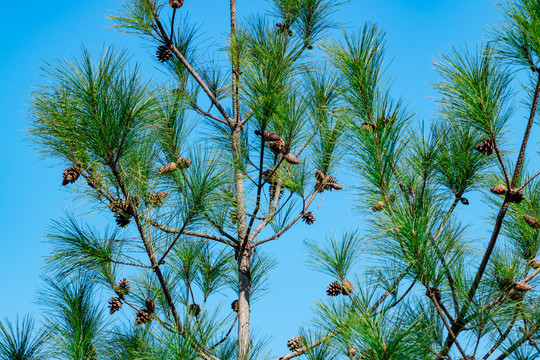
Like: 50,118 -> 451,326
209,316 -> 238,350
493,325 -> 538,360
517,169 -> 540,191
511,71 -> 540,187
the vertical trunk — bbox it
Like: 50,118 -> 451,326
229,2 -> 251,359
237,249 -> 252,360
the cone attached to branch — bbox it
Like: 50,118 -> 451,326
507,189 -> 524,204
145,299 -> 155,313
326,281 -> 342,296
148,191 -> 168,208
269,138 -> 286,154
115,278 -> 131,296
255,130 -> 281,142
114,212 -> 131,228
284,153 -> 300,164
361,122 -> 376,132
490,184 -> 507,195
169,0 -> 184,8
302,211 -> 316,225
108,297 -> 122,314
460,197 -> 469,205
474,137 -> 495,155
287,336 -> 305,352
134,309 -> 152,325
157,162 -> 177,175
372,201 -> 385,211
156,44 -> 173,62
315,170 -> 325,183
341,280 -> 354,295
177,157 -> 191,170
524,215 -> 540,229
231,300 -> 239,313
62,166 -> 81,186
188,303 -> 201,316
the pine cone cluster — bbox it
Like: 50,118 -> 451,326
276,22 -> 293,37
474,137 -> 495,155
169,0 -> 184,8
156,43 -> 173,62
490,184 -> 507,195
148,190 -> 168,208
302,211 -> 316,225
115,278 -> 131,295
109,297 -> 122,314
326,281 -> 342,296
524,215 -> 540,229
62,166 -> 81,186
287,336 -> 305,352
231,300 -> 239,312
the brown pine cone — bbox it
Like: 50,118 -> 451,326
372,201 -> 385,211
507,189 -> 524,204
326,281 -> 342,296
134,309 -> 152,325
62,166 -> 81,186
524,215 -> 540,229
147,190 -> 168,207
114,212 -> 131,228
231,300 -> 239,312
361,122 -> 376,132
169,0 -> 184,9
145,299 -> 155,313
460,197 -> 469,205
177,158 -> 191,169
269,138 -> 285,154
490,184 -> 507,195
255,130 -> 281,142
474,137 -> 495,155
315,170 -> 325,182
188,304 -> 201,316
115,278 -> 131,295
342,280 -> 354,295
287,336 -> 305,352
157,162 -> 177,175
284,153 -> 300,164
302,211 -> 316,225
108,297 -> 122,314
169,0 -> 184,8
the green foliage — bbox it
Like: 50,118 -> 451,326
0,316 -> 48,360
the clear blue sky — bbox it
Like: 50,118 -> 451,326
0,0 -> 506,356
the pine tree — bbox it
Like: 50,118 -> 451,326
23,0 -> 540,359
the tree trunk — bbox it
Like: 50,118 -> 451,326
237,249 -> 252,360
